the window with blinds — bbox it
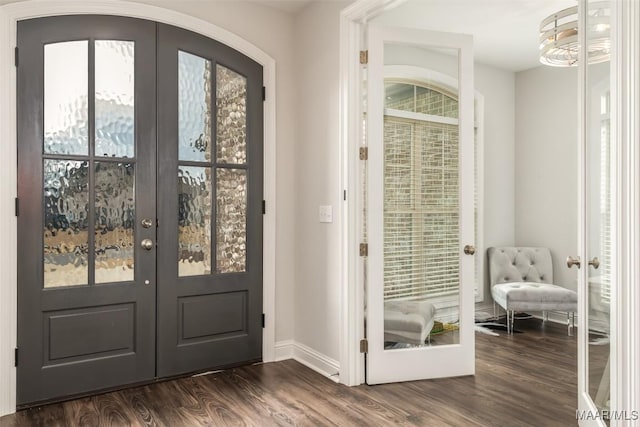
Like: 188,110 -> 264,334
383,81 -> 465,302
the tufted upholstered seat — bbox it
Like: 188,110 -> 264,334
487,247 -> 577,335
384,300 -> 436,345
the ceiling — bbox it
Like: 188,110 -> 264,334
0,0 -> 575,70
372,0 -> 576,72
0,0 -> 317,13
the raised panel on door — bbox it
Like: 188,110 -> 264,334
156,24 -> 264,377
17,15 -> 157,405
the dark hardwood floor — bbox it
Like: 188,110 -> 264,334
1,318 -> 581,427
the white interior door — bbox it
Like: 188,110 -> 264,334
577,1 -> 614,424
366,24 -> 475,384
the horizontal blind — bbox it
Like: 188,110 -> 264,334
599,109 -> 611,305
383,116 -> 460,301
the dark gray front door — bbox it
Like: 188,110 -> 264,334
17,16 -> 263,406
156,24 -> 263,377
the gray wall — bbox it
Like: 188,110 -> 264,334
514,66 -> 578,290
293,1 -> 348,362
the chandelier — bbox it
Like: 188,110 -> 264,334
539,3 -> 610,67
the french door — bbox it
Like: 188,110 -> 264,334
17,15 -> 263,405
365,25 -> 475,384
577,1 -> 614,424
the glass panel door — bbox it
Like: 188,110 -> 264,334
366,25 -> 475,384
17,15 -> 264,406
17,15 -> 157,405
156,23 -> 263,377
579,0 -> 613,424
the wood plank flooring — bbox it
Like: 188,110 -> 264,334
1,318 -> 582,427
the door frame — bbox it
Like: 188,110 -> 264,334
0,0 -> 277,416
338,0 -> 408,387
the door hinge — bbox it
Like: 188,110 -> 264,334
262,313 -> 265,328
359,50 -> 368,65
14,348 -> 18,367
14,197 -> 19,216
262,200 -> 266,214
359,243 -> 368,257
14,47 -> 18,67
360,339 -> 368,353
262,86 -> 266,101
359,147 -> 368,160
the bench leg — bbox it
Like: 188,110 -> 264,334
567,312 -> 575,336
506,309 -> 514,335
511,310 -> 515,335
504,308 -> 509,334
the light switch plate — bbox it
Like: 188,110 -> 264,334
319,205 -> 333,223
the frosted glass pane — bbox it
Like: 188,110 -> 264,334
44,160 -> 89,287
216,65 -> 246,164
178,166 -> 212,276
44,41 -> 88,155
216,168 -> 246,273
95,41 -> 135,158
95,162 -> 135,283
179,51 -> 212,162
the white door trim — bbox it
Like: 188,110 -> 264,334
0,0 -> 277,416
338,0 -> 407,387
612,0 -> 640,423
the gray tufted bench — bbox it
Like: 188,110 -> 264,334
487,247 -> 577,335
384,300 -> 436,345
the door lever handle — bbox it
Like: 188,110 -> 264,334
566,255 -> 581,269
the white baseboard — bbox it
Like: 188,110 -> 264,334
273,340 -> 340,383
274,339 -> 294,361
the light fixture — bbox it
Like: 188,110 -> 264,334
539,2 -> 610,67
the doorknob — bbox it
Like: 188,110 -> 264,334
566,256 -> 581,269
589,257 -> 600,269
463,245 -> 476,255
141,238 -> 154,250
